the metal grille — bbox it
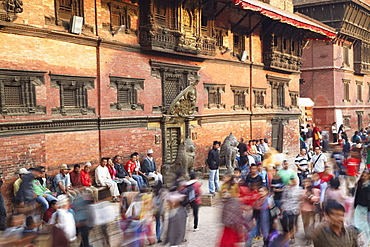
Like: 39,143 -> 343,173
63,89 -> 76,107
166,128 -> 180,163
60,0 -> 73,12
164,78 -> 180,107
234,93 -> 246,107
4,86 -> 22,107
209,91 -> 221,105
118,89 -> 129,104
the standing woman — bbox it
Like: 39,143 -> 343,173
354,171 -> 370,245
312,124 -> 321,149
331,122 -> 338,143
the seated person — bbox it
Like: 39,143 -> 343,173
53,164 -> 78,199
113,155 -> 138,192
70,164 -> 82,188
133,152 -> 150,187
142,149 -> 163,184
15,168 -> 38,208
33,166 -> 58,212
125,153 -> 147,189
13,168 -> 29,196
80,162 -> 99,202
43,200 -> 58,223
95,158 -> 120,201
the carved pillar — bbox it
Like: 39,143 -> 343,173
161,119 -> 167,164
185,118 -> 190,139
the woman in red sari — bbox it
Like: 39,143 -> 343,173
312,124 -> 321,148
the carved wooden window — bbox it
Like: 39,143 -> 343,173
343,115 -> 351,127
154,1 -> 167,27
0,69 -> 46,116
215,28 -> 225,47
108,2 -> 137,34
50,74 -> 95,116
204,83 -> 225,109
110,76 -> 144,111
356,111 -> 363,130
289,91 -> 299,107
231,86 -> 248,110
55,0 -> 83,24
253,88 -> 266,108
267,75 -> 290,108
356,81 -> 363,102
343,79 -> 350,102
343,46 -> 350,67
233,34 -> 245,57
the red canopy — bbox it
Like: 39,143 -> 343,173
234,0 -> 336,39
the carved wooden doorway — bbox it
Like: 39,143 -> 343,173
271,119 -> 285,152
165,127 -> 181,164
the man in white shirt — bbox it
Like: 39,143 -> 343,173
331,122 -> 338,143
95,158 -> 120,201
310,147 -> 327,174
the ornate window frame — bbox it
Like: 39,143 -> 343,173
253,88 -> 267,108
343,114 -> 351,127
356,80 -> 363,103
204,83 -> 225,109
289,91 -> 299,108
343,79 -> 351,102
50,74 -> 95,116
108,1 -> 138,35
109,76 -> 144,111
0,69 -> 46,116
267,74 -> 290,108
231,86 -> 248,110
54,0 -> 84,26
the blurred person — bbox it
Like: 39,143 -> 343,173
255,140 -> 264,161
80,162 -> 99,202
113,155 -> 138,192
15,168 -> 37,208
280,177 -> 301,245
186,172 -> 202,231
331,144 -> 345,177
69,164 -> 82,188
313,124 -> 321,149
49,195 -> 77,246
23,215 -> 39,236
321,166 -> 334,184
295,149 -> 309,187
321,127 -> 330,152
325,177 -> 346,209
95,158 -> 120,201
277,160 -> 295,186
238,138 -> 248,167
13,168 -> 29,196
245,164 -> 262,187
218,177 -> 244,247
33,166 -> 58,212
257,162 -> 268,186
300,178 -> 320,246
310,146 -> 327,175
3,213 -> 25,239
142,149 -> 163,183
73,191 -> 94,247
219,173 -> 239,198
43,200 -> 58,223
354,171 -> 370,245
246,186 -> 278,247
169,169 -> 186,192
263,138 -> 270,152
332,122 -> 338,143
307,200 -> 358,247
306,124 -> 313,150
153,181 -> 165,243
207,141 -> 221,194
341,132 -> 351,158
54,164 -> 78,199
344,150 -> 361,196
366,142 -> 370,170
233,168 -> 244,185
351,131 -> 361,144
0,175 -> 6,231
164,191 -> 187,247
125,153 -> 147,189
311,173 -> 328,213
270,166 -> 284,209
259,139 -> 268,155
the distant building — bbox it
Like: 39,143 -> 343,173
0,0 -> 333,210
295,0 -> 370,133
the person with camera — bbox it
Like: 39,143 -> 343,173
295,148 -> 310,187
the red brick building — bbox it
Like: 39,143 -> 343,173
0,0 -> 333,210
295,0 -> 370,133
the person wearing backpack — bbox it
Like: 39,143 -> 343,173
185,172 -> 202,232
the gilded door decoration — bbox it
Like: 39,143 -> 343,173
167,80 -> 198,117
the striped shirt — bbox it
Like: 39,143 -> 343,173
295,154 -> 309,173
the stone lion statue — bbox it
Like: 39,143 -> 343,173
220,133 -> 239,173
161,137 -> 196,184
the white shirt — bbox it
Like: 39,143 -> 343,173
49,208 -> 76,242
95,165 -> 111,186
311,153 -> 327,173
331,125 -> 337,134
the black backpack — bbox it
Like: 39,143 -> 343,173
179,184 -> 196,206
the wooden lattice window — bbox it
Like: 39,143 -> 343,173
233,34 -> 245,57
343,79 -> 350,102
204,83 -> 225,109
55,0 -> 83,24
356,81 -> 363,102
231,86 -> 248,110
50,74 -> 95,116
289,91 -> 299,107
267,75 -> 290,108
0,69 -> 46,116
110,76 -> 144,111
253,88 -> 266,108
108,2 -> 137,34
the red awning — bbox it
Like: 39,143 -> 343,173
234,0 -> 336,39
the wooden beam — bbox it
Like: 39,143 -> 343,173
232,12 -> 251,31
215,1 -> 233,18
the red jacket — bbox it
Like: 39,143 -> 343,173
80,170 -> 92,186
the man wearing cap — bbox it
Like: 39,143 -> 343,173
15,168 -> 38,207
54,164 -> 78,199
95,158 -> 120,201
142,149 -> 163,184
207,141 -> 221,194
13,168 -> 30,196
80,162 -> 99,202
